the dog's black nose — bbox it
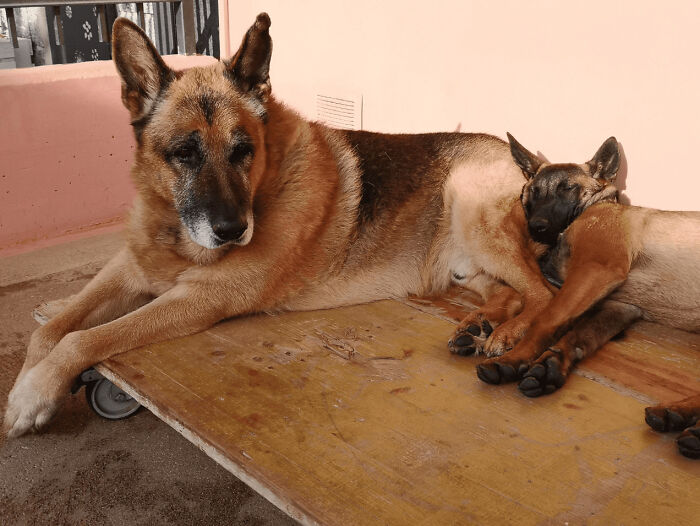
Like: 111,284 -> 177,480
212,219 -> 247,242
529,218 -> 550,233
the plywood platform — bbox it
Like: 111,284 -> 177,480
96,291 -> 700,525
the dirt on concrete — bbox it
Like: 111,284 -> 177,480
0,251 -> 298,526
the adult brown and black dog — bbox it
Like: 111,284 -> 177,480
476,134 -> 700,458
4,14 -> 559,437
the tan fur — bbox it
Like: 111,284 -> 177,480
4,15 -> 554,437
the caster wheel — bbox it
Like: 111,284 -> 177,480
85,377 -> 141,420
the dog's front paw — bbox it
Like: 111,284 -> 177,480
481,321 -> 523,357
449,314 -> 494,356
518,348 -> 569,397
644,405 -> 699,433
15,326 -> 62,384
475,359 -> 526,385
4,362 -> 67,438
677,426 -> 700,459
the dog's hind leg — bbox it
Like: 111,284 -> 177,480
18,249 -> 152,380
516,300 -> 641,395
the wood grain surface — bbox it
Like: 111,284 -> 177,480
88,291 -> 700,525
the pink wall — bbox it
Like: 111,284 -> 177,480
0,55 -> 216,255
223,0 -> 700,211
3,2 -> 697,257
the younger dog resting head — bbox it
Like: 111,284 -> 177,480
508,133 -> 621,246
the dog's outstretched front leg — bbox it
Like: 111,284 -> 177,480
477,258 -> 629,385
517,300 -> 641,396
18,249 -> 152,381
4,282 -> 231,437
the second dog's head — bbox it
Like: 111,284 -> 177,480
112,13 -> 273,250
508,133 -> 621,245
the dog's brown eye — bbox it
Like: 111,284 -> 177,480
170,146 -> 202,169
167,132 -> 203,169
229,141 -> 254,165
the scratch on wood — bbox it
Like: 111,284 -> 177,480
314,330 -> 357,360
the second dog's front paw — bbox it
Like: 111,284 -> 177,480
449,316 -> 493,356
518,349 -> 568,397
475,360 -> 526,385
677,426 -> 700,459
481,317 -> 529,357
3,363 -> 67,438
644,405 -> 699,433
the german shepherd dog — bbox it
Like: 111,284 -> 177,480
4,14 -> 557,437
476,134 -> 700,458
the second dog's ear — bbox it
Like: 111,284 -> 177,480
507,133 -> 542,179
112,18 -> 174,121
226,13 -> 273,102
587,137 -> 620,181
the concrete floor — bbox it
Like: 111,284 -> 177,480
0,233 -> 297,526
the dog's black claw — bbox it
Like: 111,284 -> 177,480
481,320 -> 493,337
677,428 -> 700,459
645,408 -> 667,432
476,363 -> 501,384
466,324 -> 481,336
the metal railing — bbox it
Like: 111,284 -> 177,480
0,0 -> 211,66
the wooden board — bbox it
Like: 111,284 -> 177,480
96,296 -> 700,525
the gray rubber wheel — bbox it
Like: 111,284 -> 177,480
85,378 -> 141,420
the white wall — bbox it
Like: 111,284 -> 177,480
222,1 -> 700,210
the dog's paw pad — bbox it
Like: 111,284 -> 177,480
448,332 -> 476,356
453,313 -> 498,357
677,426 -> 700,459
644,406 -> 698,433
476,362 -> 519,385
466,324 -> 481,336
518,354 -> 566,397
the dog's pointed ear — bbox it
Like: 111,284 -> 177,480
112,17 -> 174,120
226,13 -> 273,102
507,133 -> 542,179
587,137 -> 620,181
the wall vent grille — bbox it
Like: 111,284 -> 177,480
316,92 -> 363,130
